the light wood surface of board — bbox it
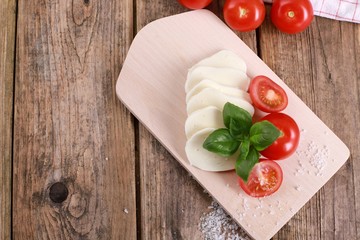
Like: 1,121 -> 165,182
116,10 -> 350,240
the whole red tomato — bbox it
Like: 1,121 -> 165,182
223,0 -> 265,32
260,113 -> 300,160
178,0 -> 212,9
270,0 -> 314,34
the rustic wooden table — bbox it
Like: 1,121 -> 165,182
1,0 -> 359,239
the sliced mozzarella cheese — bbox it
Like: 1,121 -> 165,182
190,50 -> 247,72
185,128 -> 237,172
185,106 -> 224,139
185,66 -> 250,93
186,88 -> 254,116
186,79 -> 251,103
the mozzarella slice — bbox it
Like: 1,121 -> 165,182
186,79 -> 251,103
190,50 -> 247,72
185,106 -> 224,139
185,66 -> 250,93
186,88 -> 254,116
185,128 -> 236,172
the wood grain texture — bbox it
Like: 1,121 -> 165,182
8,0 -> 360,239
118,4 -> 347,239
134,1 -> 252,239
13,0 -> 136,239
259,6 -> 360,239
0,0 -> 16,239
135,2 -> 210,239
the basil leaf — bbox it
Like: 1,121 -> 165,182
236,139 -> 250,163
250,121 -> 281,151
235,145 -> 260,182
229,118 -> 248,141
223,102 -> 252,140
203,129 -> 240,157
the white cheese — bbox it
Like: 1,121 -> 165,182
190,49 -> 247,72
185,66 -> 250,93
186,87 -> 254,116
186,79 -> 252,103
185,106 -> 224,139
185,128 -> 237,171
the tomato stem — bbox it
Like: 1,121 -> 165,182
239,7 -> 247,18
288,11 -> 295,18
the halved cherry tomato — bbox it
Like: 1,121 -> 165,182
178,0 -> 212,9
260,113 -> 300,160
249,75 -> 288,113
223,0 -> 265,32
239,159 -> 283,197
270,0 -> 314,34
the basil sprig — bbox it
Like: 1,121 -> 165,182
203,102 -> 280,182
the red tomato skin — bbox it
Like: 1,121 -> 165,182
239,159 -> 283,198
178,0 -> 212,9
270,0 -> 314,34
249,75 -> 288,113
223,0 -> 265,32
260,113 -> 300,160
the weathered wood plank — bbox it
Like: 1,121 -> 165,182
0,0 -> 16,239
135,2 -> 208,239
13,0 -> 136,239
259,8 -> 360,239
135,0 -> 256,239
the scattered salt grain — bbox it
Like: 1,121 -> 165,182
199,201 -> 251,240
238,212 -> 246,221
242,198 -> 250,211
295,185 -> 302,191
309,145 -> 329,176
296,140 -> 330,176
123,208 -> 129,214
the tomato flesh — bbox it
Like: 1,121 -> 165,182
223,0 -> 265,32
270,0 -> 314,34
260,113 -> 300,160
249,75 -> 288,113
178,0 -> 212,9
239,160 -> 283,197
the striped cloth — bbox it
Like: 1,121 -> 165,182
264,0 -> 360,23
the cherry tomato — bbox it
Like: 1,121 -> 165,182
178,0 -> 212,9
249,75 -> 288,113
223,0 -> 265,32
239,159 -> 283,197
260,113 -> 300,160
270,0 -> 314,34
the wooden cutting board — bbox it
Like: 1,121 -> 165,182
116,10 -> 350,240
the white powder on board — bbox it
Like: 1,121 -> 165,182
296,138 -> 330,176
199,201 -> 251,240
